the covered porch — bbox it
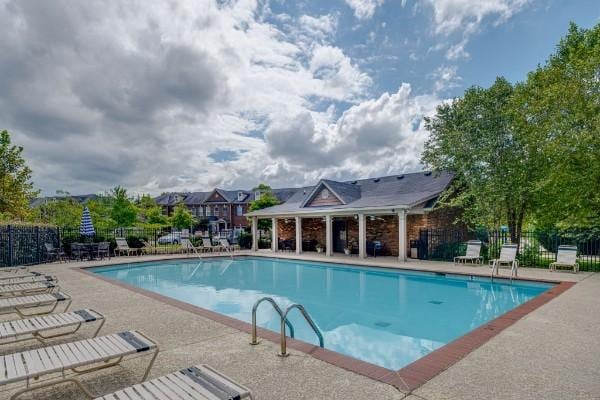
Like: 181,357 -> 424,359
250,209 -> 418,261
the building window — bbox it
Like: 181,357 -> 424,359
255,191 -> 261,200
223,205 -> 228,216
206,206 -> 212,217
237,192 -> 244,201
214,206 -> 220,217
236,205 -> 243,216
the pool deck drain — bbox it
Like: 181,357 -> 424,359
0,252 -> 597,399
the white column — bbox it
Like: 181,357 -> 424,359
271,218 -> 278,252
295,216 -> 302,254
398,210 -> 407,261
358,213 -> 366,259
325,215 -> 333,256
251,216 -> 258,251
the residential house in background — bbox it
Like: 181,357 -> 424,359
155,187 -> 296,233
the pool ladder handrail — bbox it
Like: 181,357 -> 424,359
279,303 -> 324,357
250,297 -> 294,345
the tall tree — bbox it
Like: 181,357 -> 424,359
0,130 -> 38,220
513,22 -> 600,228
109,186 -> 137,227
422,77 -> 543,243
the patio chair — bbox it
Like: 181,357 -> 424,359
0,281 -> 58,298
94,364 -> 254,400
1,330 -> 158,400
71,242 -> 90,260
550,245 -> 579,273
220,238 -> 240,252
454,240 -> 483,265
0,270 -> 47,282
490,244 -> 519,278
366,240 -> 383,257
181,238 -> 201,254
96,241 -> 111,259
114,237 -> 139,256
200,237 -> 222,253
44,242 -> 66,263
0,274 -> 57,285
0,292 -> 72,318
0,309 -> 105,346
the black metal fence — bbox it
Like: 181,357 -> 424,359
0,225 -> 60,267
1,225 -> 247,267
417,228 -> 600,271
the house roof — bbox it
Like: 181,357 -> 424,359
246,171 -> 454,216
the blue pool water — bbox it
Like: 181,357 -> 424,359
91,257 -> 552,370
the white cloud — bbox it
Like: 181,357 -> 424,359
263,84 -> 442,183
344,0 -> 385,20
430,65 -> 462,92
423,0 -> 530,60
425,0 -> 530,35
0,0 -> 382,194
298,14 -> 338,39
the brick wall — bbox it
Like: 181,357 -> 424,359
301,218 -> 326,246
273,207 -> 464,256
366,215 -> 399,256
278,219 -> 296,240
407,207 -> 466,244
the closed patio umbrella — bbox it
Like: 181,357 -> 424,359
79,206 -> 96,238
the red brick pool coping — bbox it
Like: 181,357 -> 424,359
74,259 -> 575,392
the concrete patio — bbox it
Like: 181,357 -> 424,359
0,252 -> 598,399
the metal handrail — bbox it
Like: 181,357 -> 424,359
250,297 -> 294,345
279,303 -> 324,357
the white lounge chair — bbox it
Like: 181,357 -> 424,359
0,281 -> 58,298
0,309 -> 105,346
490,244 -> 519,278
0,267 -> 30,275
0,269 -> 38,281
114,238 -> 140,256
201,238 -> 222,253
454,240 -> 483,264
0,274 -> 57,286
95,364 -> 254,400
0,292 -> 71,318
550,245 -> 579,273
220,238 -> 240,252
181,238 -> 201,255
2,330 -> 158,399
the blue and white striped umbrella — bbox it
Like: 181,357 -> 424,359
79,206 -> 96,236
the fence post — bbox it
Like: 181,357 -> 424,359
35,226 -> 40,264
7,225 -> 14,267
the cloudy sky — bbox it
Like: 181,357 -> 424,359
1,0 -> 597,195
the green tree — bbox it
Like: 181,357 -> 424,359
87,195 -> 115,229
109,186 -> 137,227
32,198 -> 82,227
170,202 -> 195,230
513,22 -> 600,228
422,77 -> 544,243
0,130 -> 38,220
137,194 -> 167,226
248,184 -> 279,230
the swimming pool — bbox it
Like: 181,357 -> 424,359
91,257 -> 552,370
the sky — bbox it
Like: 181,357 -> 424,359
1,0 -> 598,196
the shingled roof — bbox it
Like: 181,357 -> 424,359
246,171 -> 453,216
